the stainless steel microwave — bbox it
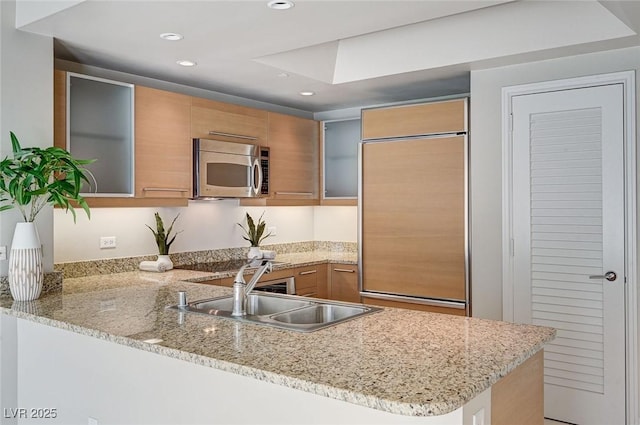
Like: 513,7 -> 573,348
193,138 -> 269,199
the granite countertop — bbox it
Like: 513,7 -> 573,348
0,251 -> 555,417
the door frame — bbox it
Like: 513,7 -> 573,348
501,71 -> 637,424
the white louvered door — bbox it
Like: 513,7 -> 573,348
512,84 -> 625,425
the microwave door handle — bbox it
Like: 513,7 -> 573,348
253,158 -> 262,196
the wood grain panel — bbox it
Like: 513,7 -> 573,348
295,265 -> 318,293
329,264 -> 360,303
362,99 -> 466,139
79,197 -> 188,208
361,136 -> 465,300
135,86 -> 192,198
492,350 -> 544,425
191,97 -> 267,144
361,297 -> 466,316
54,70 -> 66,149
267,112 -> 320,204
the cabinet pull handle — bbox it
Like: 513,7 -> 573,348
299,270 -> 317,276
143,188 -> 190,193
334,268 -> 355,273
208,131 -> 257,141
275,192 -> 313,196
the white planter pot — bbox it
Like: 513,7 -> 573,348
8,222 -> 43,301
247,246 -> 263,260
157,254 -> 174,271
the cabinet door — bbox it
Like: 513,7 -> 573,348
329,264 -> 360,303
295,264 -> 328,298
135,86 -> 192,199
267,112 -> 320,205
322,119 -> 359,205
191,97 -> 267,145
295,265 -> 317,297
362,98 -> 466,140
361,136 -> 466,301
67,73 -> 135,196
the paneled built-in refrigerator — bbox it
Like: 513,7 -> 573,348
359,98 -> 469,315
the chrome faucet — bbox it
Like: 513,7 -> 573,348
231,258 -> 273,316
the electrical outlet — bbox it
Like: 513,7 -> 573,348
99,236 -> 116,249
88,417 -> 99,425
268,226 -> 277,236
0,246 -> 6,261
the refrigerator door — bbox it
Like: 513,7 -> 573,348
360,136 -> 466,302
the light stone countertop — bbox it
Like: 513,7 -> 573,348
0,252 -> 555,417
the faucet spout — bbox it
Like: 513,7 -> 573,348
245,261 -> 273,294
231,259 -> 273,316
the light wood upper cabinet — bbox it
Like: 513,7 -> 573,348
265,112 -> 320,205
191,97 -> 267,145
361,99 -> 466,140
135,86 -> 192,200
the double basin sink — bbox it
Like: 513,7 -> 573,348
171,292 -> 382,332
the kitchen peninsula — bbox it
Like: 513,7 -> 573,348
0,258 -> 554,425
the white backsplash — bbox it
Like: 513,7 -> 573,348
54,201 -> 357,263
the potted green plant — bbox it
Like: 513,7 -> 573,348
146,212 -> 181,270
0,131 -> 94,301
237,212 -> 272,259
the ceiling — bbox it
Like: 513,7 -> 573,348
16,0 -> 640,113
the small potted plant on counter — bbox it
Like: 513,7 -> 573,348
238,211 -> 272,259
0,131 -> 94,301
145,212 -> 181,271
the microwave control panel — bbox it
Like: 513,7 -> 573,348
260,147 -> 270,196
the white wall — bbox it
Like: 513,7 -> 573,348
469,46 -> 640,320
54,202 -> 316,262
313,206 -> 358,243
0,0 -> 54,274
54,204 -> 358,263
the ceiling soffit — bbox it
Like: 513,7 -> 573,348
256,1 -> 636,85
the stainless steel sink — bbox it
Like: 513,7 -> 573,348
187,294 -> 312,316
169,292 -> 382,332
271,304 -> 370,325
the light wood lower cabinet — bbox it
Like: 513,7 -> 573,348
492,350 -> 543,425
135,86 -> 192,201
361,297 -> 466,316
295,264 -> 328,298
329,264 -> 360,303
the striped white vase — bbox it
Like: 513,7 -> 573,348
8,222 -> 44,301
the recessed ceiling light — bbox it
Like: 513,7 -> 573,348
267,0 -> 294,10
160,32 -> 183,41
176,60 -> 197,67
299,91 -> 315,96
